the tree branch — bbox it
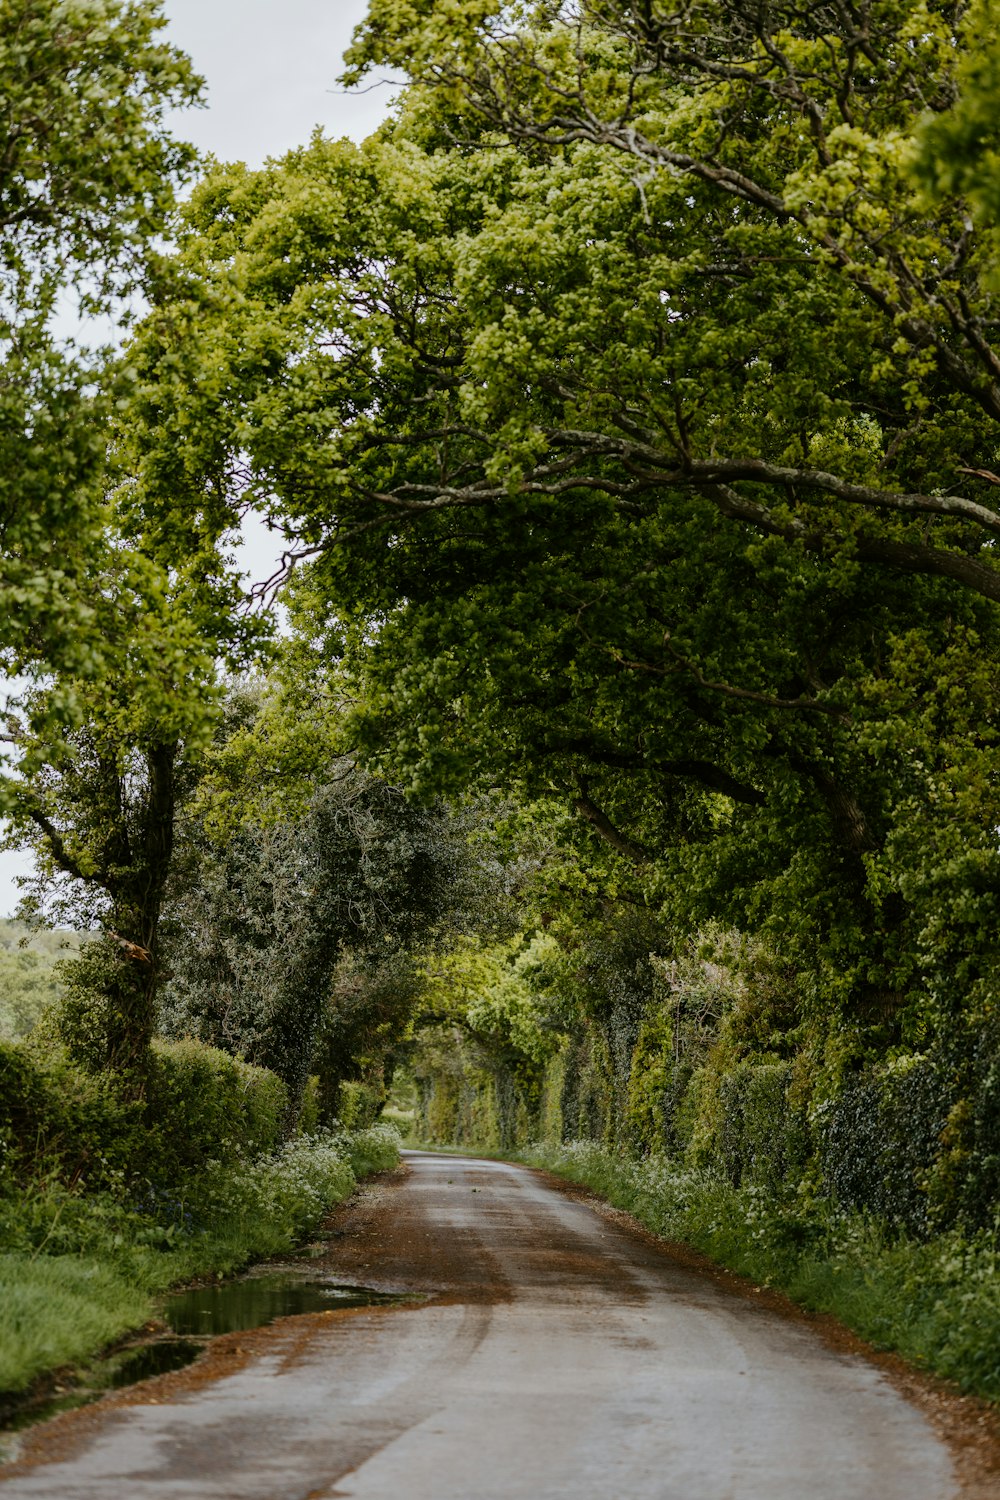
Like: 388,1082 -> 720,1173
26,808 -> 94,885
612,637 -> 848,719
572,779 -> 653,865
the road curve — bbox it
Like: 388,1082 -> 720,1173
1,1150 -> 958,1499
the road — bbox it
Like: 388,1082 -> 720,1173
0,1150 -> 964,1498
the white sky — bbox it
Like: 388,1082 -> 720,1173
159,0 -> 396,166
0,0 -> 393,916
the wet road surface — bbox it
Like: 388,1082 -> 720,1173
0,1151 -> 961,1498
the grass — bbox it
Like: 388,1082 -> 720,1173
0,1123 -> 401,1398
521,1139 -> 1000,1404
0,1259 -> 151,1390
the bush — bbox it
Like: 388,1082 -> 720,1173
345,1121 -> 404,1177
930,1019 -> 1000,1228
187,1130 -> 356,1249
0,1039 -> 142,1190
146,1040 -> 288,1176
0,1035 -> 292,1195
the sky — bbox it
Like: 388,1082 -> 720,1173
158,0 -> 396,166
0,0 -> 394,917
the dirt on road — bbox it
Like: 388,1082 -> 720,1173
2,1151 -> 999,1499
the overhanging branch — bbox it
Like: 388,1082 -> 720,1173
572,779 -> 653,865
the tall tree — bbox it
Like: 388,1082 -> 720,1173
124,0 -> 1000,1031
2,537 -> 255,1077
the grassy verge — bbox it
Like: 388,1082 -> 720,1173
522,1139 -> 1000,1404
0,1123 -> 401,1398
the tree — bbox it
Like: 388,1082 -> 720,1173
336,0 -> 1000,588
0,0 -> 201,715
124,0 -> 1000,1035
159,682 -> 510,1117
1,537 -> 256,1077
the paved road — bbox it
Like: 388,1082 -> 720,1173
1,1151 -> 958,1498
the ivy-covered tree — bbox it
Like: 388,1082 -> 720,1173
160,716 -> 510,1118
1,538 -> 255,1078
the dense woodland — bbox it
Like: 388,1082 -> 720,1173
5,0 -> 1000,1395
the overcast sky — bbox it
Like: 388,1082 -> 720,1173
0,0 -> 393,917
160,0 -> 396,165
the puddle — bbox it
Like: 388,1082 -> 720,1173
1,1275 -> 409,1454
105,1339 -> 203,1388
162,1276 -> 406,1337
0,1341 -> 203,1455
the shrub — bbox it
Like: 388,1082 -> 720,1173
0,1039 -> 142,1190
0,1035 -> 291,1195
344,1121 -> 403,1177
146,1039 -> 288,1176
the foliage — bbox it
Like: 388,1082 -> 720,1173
161,740 -> 497,1112
0,1034 -> 288,1195
0,0 -> 201,698
916,0 -> 1000,227
119,0 -> 1000,1052
0,1036 -> 142,1192
6,0 -> 1000,1413
313,950 -> 425,1125
410,931 -> 574,1149
408,912 -> 1000,1238
146,1041 -> 288,1176
2,462 -> 264,1081
0,0 -> 256,1080
157,678 -> 531,1118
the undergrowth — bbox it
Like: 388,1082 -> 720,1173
522,1139 -> 1000,1403
0,1123 -> 401,1397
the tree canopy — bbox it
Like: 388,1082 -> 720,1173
107,0 -> 1000,1041
10,0 -> 1000,1140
